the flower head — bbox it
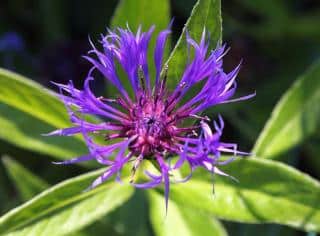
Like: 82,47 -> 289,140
48,25 -> 254,209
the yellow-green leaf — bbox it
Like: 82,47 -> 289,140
169,157 -> 320,232
148,190 -> 228,236
166,0 -> 222,89
0,169 -> 134,236
253,60 -> 320,158
0,69 -> 87,160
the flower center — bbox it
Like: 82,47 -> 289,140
128,98 -> 176,157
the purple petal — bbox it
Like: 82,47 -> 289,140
154,29 -> 171,85
52,154 -> 95,165
43,127 -> 82,136
157,155 -> 170,213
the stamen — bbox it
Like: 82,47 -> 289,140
98,96 -> 116,103
192,130 -> 198,137
189,114 -> 210,121
138,65 -> 146,91
174,126 -> 200,134
116,97 -> 130,110
130,154 -> 144,183
159,64 -> 168,94
105,133 -> 123,140
166,82 -> 187,112
154,64 -> 168,105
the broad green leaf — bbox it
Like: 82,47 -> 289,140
111,0 -> 170,32
0,103 -> 87,160
253,60 -> 320,158
0,69 -> 88,160
148,190 -> 228,236
0,169 -> 134,236
168,158 -> 320,232
73,187 -> 151,236
98,191 -> 151,236
1,156 -> 101,236
0,68 -> 69,128
166,0 -> 222,89
2,156 -> 49,201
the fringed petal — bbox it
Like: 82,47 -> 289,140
52,154 -> 95,165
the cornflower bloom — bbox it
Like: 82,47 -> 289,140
48,25 -> 254,209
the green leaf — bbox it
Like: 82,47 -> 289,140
253,60 -> 320,158
2,156 -> 49,201
99,191 -> 151,236
166,0 -> 222,89
0,69 -> 88,160
1,156 -> 102,236
148,190 -> 228,236
0,103 -> 87,160
169,157 -> 320,232
111,0 -> 170,33
0,169 -> 134,236
0,68 -> 69,128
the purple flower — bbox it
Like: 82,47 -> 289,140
48,25 -> 254,209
